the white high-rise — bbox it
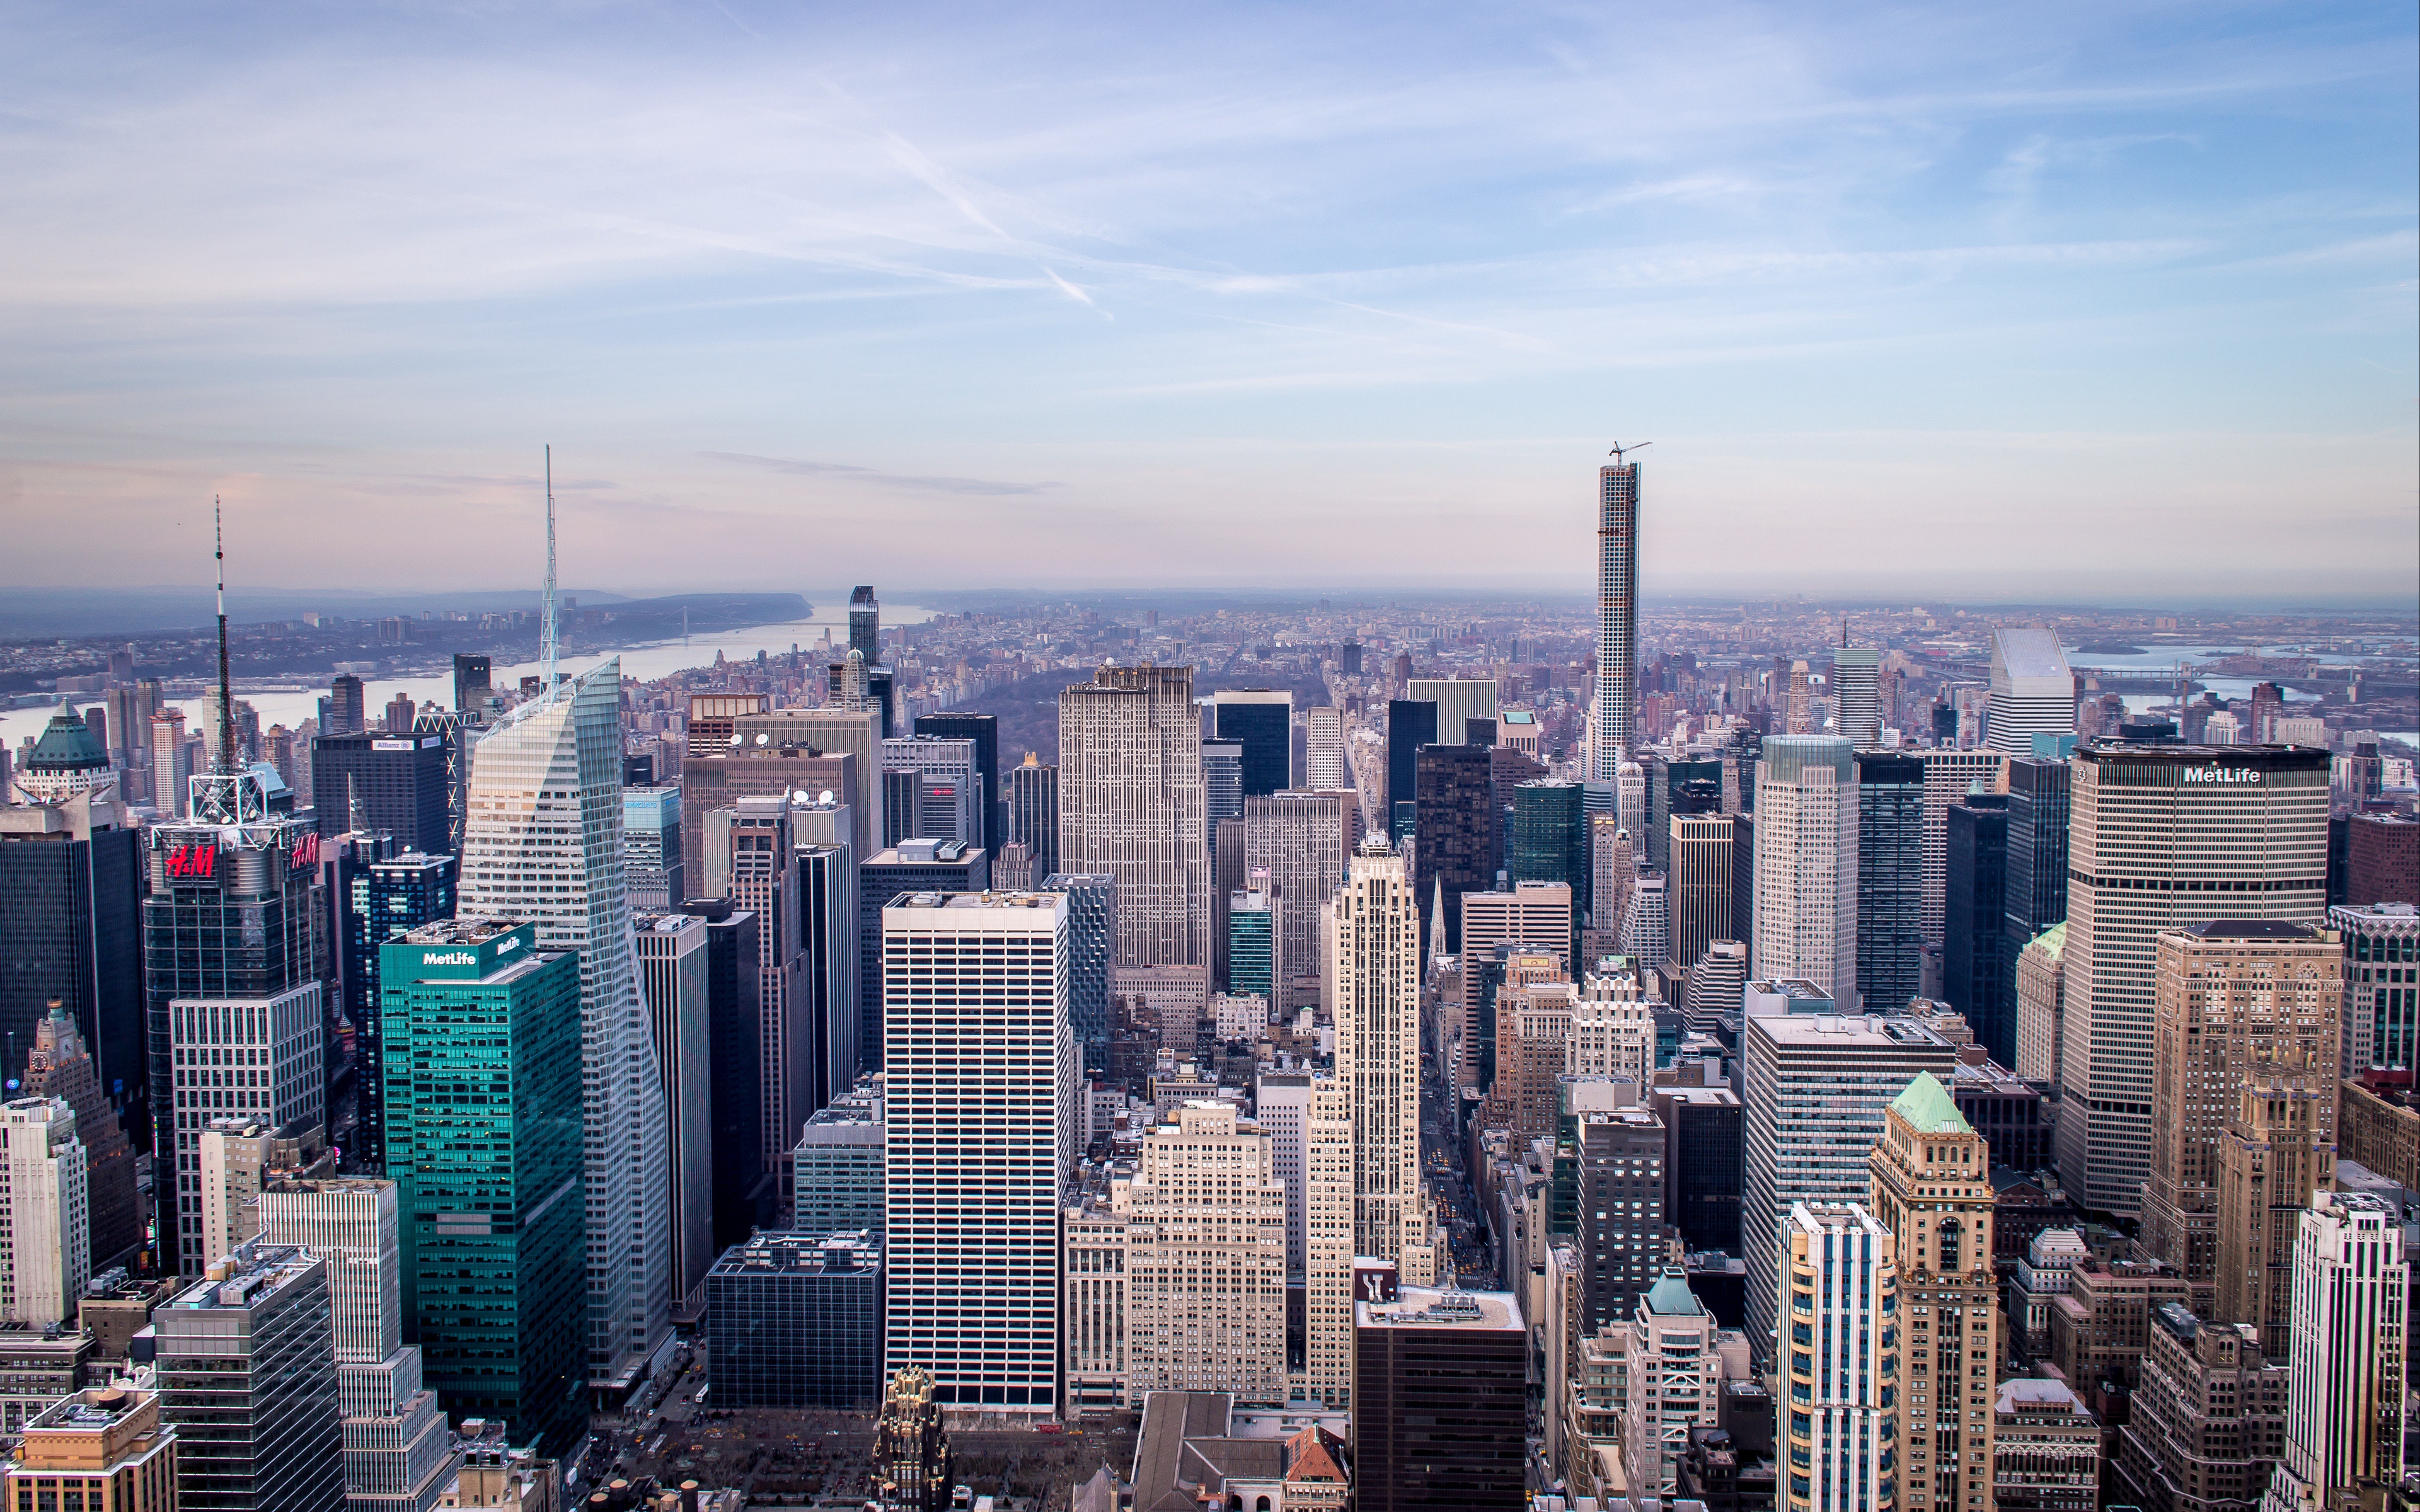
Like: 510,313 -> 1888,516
1752,736 -> 1860,1008
1303,1072 -> 1355,1406
1331,835 -> 1436,1284
1594,458 -> 1640,773
1832,648 -> 1881,747
1057,664 -> 1209,967
458,658 -> 671,1389
1305,707 -> 1347,791
256,1177 -> 456,1512
1406,677 -> 1499,747
1985,626 -> 2076,756
882,891 -> 1078,1419
0,1097 -> 86,1326
1780,1203 -> 1901,1512
2264,1191 -> 2406,1511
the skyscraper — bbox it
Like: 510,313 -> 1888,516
882,891 -> 1077,1418
0,1096 -> 86,1325
153,1240 -> 343,1512
1306,706 -> 1347,791
310,733 -> 451,854
1405,677 -> 1497,748
1753,736 -> 1860,1009
858,842 -> 989,1075
1918,748 -> 2004,949
2265,1192 -> 2406,1509
1006,755 -> 1059,881
1037,873 -> 1115,1074
1594,456 -> 1640,774
2056,745 -> 2332,1217
1985,626 -> 2075,757
1352,1286 -> 1527,1511
913,713 -> 1001,854
1413,743 -> 1496,958
848,585 -> 880,663
1668,811 -> 1734,974
621,784 -> 683,909
1332,836 -> 1436,1283
1057,663 -> 1209,968
1777,1203 -> 1897,1512
454,659 -> 671,1395
2331,902 -> 2420,1077
1383,699 -> 1436,842
1942,792 -> 2013,1064
19,1009 -> 140,1274
0,791 -> 142,1160
1833,646 -> 1882,746
338,850 -> 457,1172
2003,754 -> 2071,983
330,674 -> 366,737
1124,1101 -> 1287,1402
381,919 -> 585,1457
1245,790 -> 1349,1011
882,735 -> 979,847
632,913 -> 715,1312
1213,689 -> 1293,796
703,799 -> 809,1172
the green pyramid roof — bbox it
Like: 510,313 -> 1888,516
1890,1072 -> 1971,1135
1642,1269 -> 1705,1316
2029,920 -> 2067,960
28,706 -> 107,772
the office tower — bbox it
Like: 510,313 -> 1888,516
381,920 -> 584,1456
450,654 -> 491,713
681,742 -> 861,902
1594,456 -> 1640,773
1252,1070 -> 1312,1276
2012,923 -> 2066,1084
859,842 -> 989,1074
1570,1103 -> 1667,1332
2215,1072 -> 2335,1354
1853,751 -> 1925,1012
913,712 -> 1001,854
192,1117 -> 330,1267
0,792 -> 141,1158
1245,791 -> 1349,1010
1035,873 -> 1114,1075
872,1366 -> 955,1512
1617,757 -> 1647,837
1653,1084 -> 1742,1252
2334,903 -> 2420,1075
883,735 -> 979,846
1606,1271 -> 1721,1504
2112,1307 -> 2288,1512
20,1011 -> 139,1274
3,1387 -> 178,1511
454,662 -> 670,1396
790,832 -> 858,1108
1228,884 -> 1276,1002
1302,1073 -> 1356,1406
703,1230 -> 884,1409
1784,661 -> 1813,736
1642,755 -> 1720,873
2246,682 -> 2285,745
684,691 -> 771,759
146,765 -> 327,1276
1834,647 -> 1882,747
1352,1286 -> 1526,1511
1754,737 -> 1860,1009
1985,627 -> 2075,756
1406,677 -> 1497,748
1384,699 -> 1437,841
993,840 -> 1031,892
377,693 -> 413,736
102,684 -> 139,765
1213,688 -> 1294,796
14,706 -> 114,805
704,799 -> 810,1171
1202,741 -> 1243,871
1334,837 -> 1434,1281
255,1177 -> 456,1512
337,851 -> 456,1172
330,675 -> 366,736
1943,792 -> 2013,1064
621,785 -> 683,909
1741,1009 -> 1957,1348
1006,755 -> 1059,880
1593,811 -> 1635,948
1306,706 -> 1347,790
1511,779 -> 1589,961
632,914 -> 715,1310
311,734 -> 451,854
2201,709 -> 2242,745
1620,868 -> 1669,968
1778,1203 -> 1898,1511
2346,815 -> 2417,909
2141,921 -> 2342,1305
1413,743 -> 1496,956
155,1241 -> 343,1512
2003,755 -> 2070,981
1993,1380 -> 2099,1509
882,891 -> 1076,1418
793,1081 -> 883,1234
1057,663 -> 1209,968
1683,938 -> 1748,1037
847,585 -> 880,662
1059,1167 -> 1127,1414
2057,745 -> 2332,1217
1125,1101 -> 1287,1402
2264,1193 -> 2406,1509
1867,1075 -> 1998,1512
1669,812 -> 1734,974
678,899 -> 766,1247
0,1096 -> 87,1324
1917,749 -> 2003,949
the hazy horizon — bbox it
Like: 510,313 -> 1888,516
4,3 -> 2414,600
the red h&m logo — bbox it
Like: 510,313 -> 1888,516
164,844 -> 217,880
290,832 -> 320,869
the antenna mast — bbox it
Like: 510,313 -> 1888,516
542,445 -> 560,698
214,495 -> 235,774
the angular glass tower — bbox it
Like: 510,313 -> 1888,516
382,919 -> 585,1457
454,660 -> 670,1397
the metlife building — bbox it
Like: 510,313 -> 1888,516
2053,742 -> 2333,1217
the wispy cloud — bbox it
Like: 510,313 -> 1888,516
697,451 -> 1059,497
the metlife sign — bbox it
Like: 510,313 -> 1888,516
2182,767 -> 2262,785
388,921 -> 538,980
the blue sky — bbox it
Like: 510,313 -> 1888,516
2,1 -> 2413,602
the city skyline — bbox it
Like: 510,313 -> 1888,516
3,3 -> 2413,599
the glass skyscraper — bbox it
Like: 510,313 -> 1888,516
1853,750 -> 1925,1014
340,851 -> 458,1172
1212,690 -> 1293,798
1944,793 -> 2013,1065
382,919 -> 585,1457
1038,873 -> 1116,1075
1228,888 -> 1275,1002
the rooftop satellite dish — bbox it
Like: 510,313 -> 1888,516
819,789 -> 835,806
728,733 -> 743,747
755,733 -> 770,746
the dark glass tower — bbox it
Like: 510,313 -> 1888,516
338,851 -> 458,1171
1645,756 -> 1723,872
1944,793 -> 2013,1065
1385,700 -> 1438,842
1039,873 -> 1116,1075
1412,744 -> 1497,956
680,898 -> 768,1249
452,654 -> 492,712
1213,692 -> 1292,798
848,586 -> 880,663
1006,757 -> 1059,880
2004,754 -> 2071,965
1511,779 -> 1588,956
913,712 -> 1001,854
0,799 -> 142,1138
1853,750 -> 1925,1012
383,919 -> 586,1457
310,733 -> 452,854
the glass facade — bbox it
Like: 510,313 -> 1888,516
1385,700 -> 1437,842
1228,892 -> 1274,1002
309,734 -> 453,854
342,852 -> 458,1172
701,1232 -> 884,1409
382,922 -> 586,1458
1038,873 -> 1115,1075
1944,796 -> 2013,1065
0,822 -> 141,1137
1213,696 -> 1292,798
1854,751 -> 1926,1014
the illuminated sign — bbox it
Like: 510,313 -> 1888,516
371,739 -> 415,752
163,843 -> 218,881
289,832 -> 321,869
2182,767 -> 2262,785
420,950 -> 479,968
495,934 -> 523,954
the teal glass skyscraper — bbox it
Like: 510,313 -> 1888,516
1228,887 -> 1275,1002
382,919 -> 585,1458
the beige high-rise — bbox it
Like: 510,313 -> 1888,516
1057,663 -> 1209,967
1303,1073 -> 1355,1406
1124,1102 -> 1287,1404
1332,835 -> 1435,1282
2140,921 -> 2342,1305
1245,791 -> 1352,1011
2215,1073 -> 2336,1354
1868,1074 -> 1999,1512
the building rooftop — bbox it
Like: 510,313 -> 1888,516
2178,919 -> 2322,941
164,1242 -> 321,1312
399,916 -> 527,948
26,707 -> 108,773
1995,1378 -> 2089,1417
1749,1014 -> 1952,1051
1990,626 -> 2072,685
1890,1073 -> 1973,1135
1643,1271 -> 1706,1317
1355,1286 -> 1523,1334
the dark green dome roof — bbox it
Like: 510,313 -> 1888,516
28,706 -> 108,772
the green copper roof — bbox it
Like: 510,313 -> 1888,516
1642,1269 -> 1705,1316
28,706 -> 107,772
1890,1072 -> 1971,1135
2029,920 -> 2067,960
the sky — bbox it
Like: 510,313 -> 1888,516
2,1 -> 2414,604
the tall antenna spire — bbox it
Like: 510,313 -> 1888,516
541,445 -> 560,699
214,495 -> 235,774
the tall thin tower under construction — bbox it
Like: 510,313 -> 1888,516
1594,452 -> 1642,776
